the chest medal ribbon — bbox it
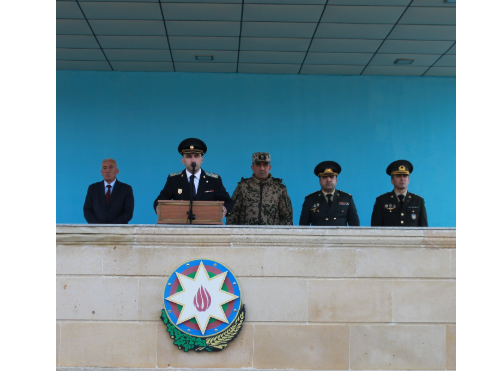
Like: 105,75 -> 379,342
161,259 -> 245,352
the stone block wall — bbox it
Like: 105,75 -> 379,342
56,225 -> 456,370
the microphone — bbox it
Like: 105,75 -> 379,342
188,162 -> 197,223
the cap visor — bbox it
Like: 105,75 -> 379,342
181,149 -> 204,154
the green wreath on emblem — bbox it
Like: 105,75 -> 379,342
160,305 -> 246,352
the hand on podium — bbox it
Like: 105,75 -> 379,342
222,206 -> 227,218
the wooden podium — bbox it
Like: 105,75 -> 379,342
157,200 -> 224,225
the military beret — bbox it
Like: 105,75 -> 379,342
178,138 -> 207,155
386,160 -> 413,175
252,152 -> 271,164
314,161 -> 341,177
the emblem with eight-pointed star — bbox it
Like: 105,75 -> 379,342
166,261 -> 239,335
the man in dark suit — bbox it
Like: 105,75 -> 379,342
153,138 -> 233,218
83,158 -> 134,224
299,161 -> 360,226
371,160 -> 428,227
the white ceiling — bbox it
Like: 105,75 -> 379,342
56,0 -> 456,76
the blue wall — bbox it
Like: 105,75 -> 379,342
57,71 -> 455,226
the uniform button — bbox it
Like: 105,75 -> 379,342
333,218 -> 336,220
401,213 -> 404,216
326,218 -> 328,220
341,210 -> 344,213
401,221 -> 404,224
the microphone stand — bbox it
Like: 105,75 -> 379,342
187,162 -> 196,224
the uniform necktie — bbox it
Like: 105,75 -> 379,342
398,194 -> 404,209
327,193 -> 332,208
106,185 -> 111,205
190,175 -> 196,195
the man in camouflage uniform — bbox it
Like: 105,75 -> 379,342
226,152 -> 293,225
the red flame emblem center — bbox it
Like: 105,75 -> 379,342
193,285 -> 211,312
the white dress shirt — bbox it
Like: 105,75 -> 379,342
104,179 -> 117,194
185,169 -> 201,194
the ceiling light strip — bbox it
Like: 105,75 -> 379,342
359,0 -> 414,76
394,59 -> 414,65
158,0 -> 176,72
297,0 -> 330,75
74,0 -> 114,71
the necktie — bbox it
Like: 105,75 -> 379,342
327,193 -> 332,208
106,185 -> 111,205
398,194 -> 404,209
190,175 -> 196,195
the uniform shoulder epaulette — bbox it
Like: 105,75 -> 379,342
409,192 -> 423,199
169,171 -> 182,177
204,171 -> 219,178
338,189 -> 351,196
305,191 -> 318,198
377,191 -> 392,198
273,177 -> 284,184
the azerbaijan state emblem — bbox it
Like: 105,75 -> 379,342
161,259 -> 245,352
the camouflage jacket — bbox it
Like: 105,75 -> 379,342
226,174 -> 293,225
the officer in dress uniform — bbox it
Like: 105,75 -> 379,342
371,160 -> 428,227
299,161 -> 360,226
153,138 -> 233,217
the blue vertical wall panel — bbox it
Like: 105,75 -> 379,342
56,71 -> 455,226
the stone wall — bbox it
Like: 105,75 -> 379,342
56,225 -> 456,371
